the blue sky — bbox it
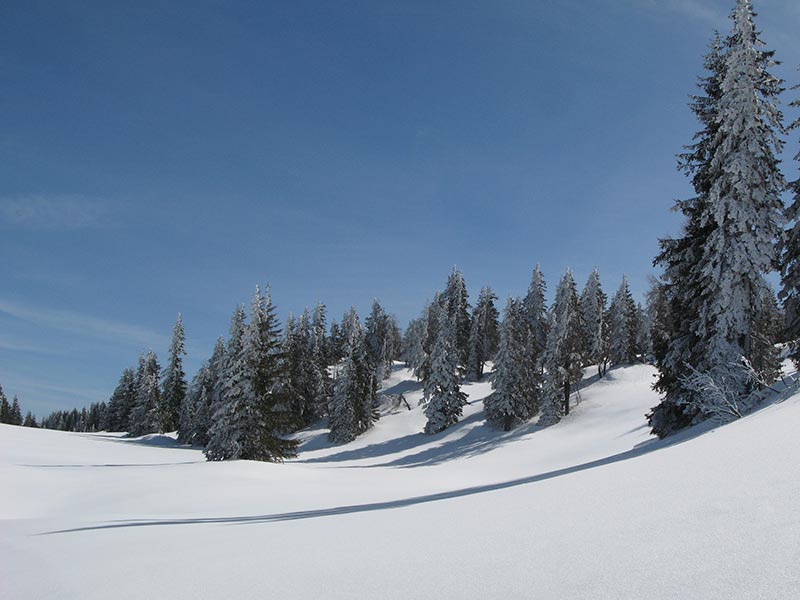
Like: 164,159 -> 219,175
1,0 -> 798,416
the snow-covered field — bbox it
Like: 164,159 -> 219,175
2,364 -> 799,599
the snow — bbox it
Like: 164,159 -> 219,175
2,363 -> 799,599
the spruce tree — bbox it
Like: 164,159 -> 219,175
467,286 -> 500,381
443,267 -> 472,368
198,337 -> 226,446
241,286 -> 298,461
281,308 -> 323,429
423,305 -> 467,434
107,367 -> 136,432
540,269 -> 585,425
523,265 -> 549,371
205,306 -> 248,460
0,385 -> 10,424
329,308 -> 377,443
128,351 -> 161,437
580,269 -> 608,376
607,276 -> 639,366
160,313 -> 187,432
486,298 -> 539,430
10,396 -> 22,426
651,4 -> 785,436
23,412 -> 37,427
402,316 -> 427,370
365,300 -> 392,382
697,0 -> 784,374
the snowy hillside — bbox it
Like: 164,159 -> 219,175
2,364 -> 799,599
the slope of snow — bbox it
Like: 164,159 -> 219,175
1,364 -> 798,599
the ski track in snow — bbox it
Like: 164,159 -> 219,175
1,363 -> 799,599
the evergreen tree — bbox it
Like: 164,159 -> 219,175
365,299 -> 393,382
540,269 -> 585,425
311,303 -> 333,417
128,351 -> 161,436
423,305 -> 467,434
402,316 -> 427,370
205,306 -> 248,460
651,34 -> 728,435
580,269 -> 608,376
23,411 -> 38,427
241,286 -> 298,461
0,385 -> 10,424
328,320 -> 345,364
607,276 -> 639,366
651,3 -> 785,436
443,267 -> 472,368
486,298 -> 540,430
107,367 -> 136,432
281,308 -> 324,429
160,313 -> 187,433
197,337 -> 226,446
329,308 -> 377,443
523,265 -> 549,369
414,297 -> 441,384
10,396 -> 22,426
467,286 -> 500,380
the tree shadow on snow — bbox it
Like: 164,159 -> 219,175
37,421 -> 711,538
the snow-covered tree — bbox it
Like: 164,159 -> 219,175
402,316 -> 426,370
241,286 -> 298,461
443,267 -> 472,368
197,337 -> 226,446
282,308 -> 325,429
467,286 -> 500,380
607,276 -> 639,366
311,302 -> 333,416
540,269 -> 584,425
328,319 -> 345,365
697,0 -> 785,372
128,351 -> 161,437
106,367 -> 136,432
329,308 -> 377,443
0,385 -> 9,424
414,297 -> 441,383
159,313 -> 187,432
423,305 -> 467,434
9,396 -> 22,426
365,299 -> 394,382
580,269 -> 608,376
650,3 -> 785,437
486,298 -> 540,430
23,411 -> 37,427
205,305 -> 248,460
523,265 -> 549,370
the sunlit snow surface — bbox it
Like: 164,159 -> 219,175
2,364 -> 799,599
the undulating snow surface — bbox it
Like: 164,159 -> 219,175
2,364 -> 799,599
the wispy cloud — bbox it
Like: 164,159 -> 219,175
0,299 -> 170,350
634,0 -> 726,28
0,194 -> 107,230
0,335 -> 58,355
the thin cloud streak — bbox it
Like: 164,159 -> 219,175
0,335 -> 58,355
0,194 -> 107,230
0,299 -> 170,350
